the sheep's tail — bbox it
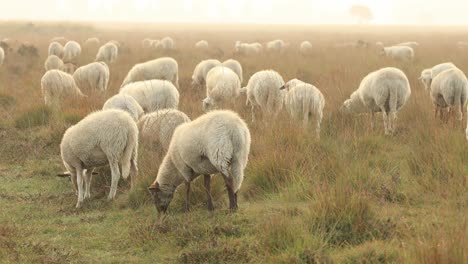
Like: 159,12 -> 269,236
120,126 -> 138,180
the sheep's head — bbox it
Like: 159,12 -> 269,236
191,76 -> 202,88
341,98 -> 353,112
419,69 -> 432,91
341,92 -> 365,113
280,79 -> 303,91
148,182 -> 173,214
202,97 -> 214,112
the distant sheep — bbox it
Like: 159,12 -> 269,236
84,37 -> 100,47
222,59 -> 243,84
380,46 -> 414,61
102,94 -> 144,121
281,79 -> 325,138
155,37 -> 174,50
95,42 -> 118,64
300,41 -> 313,55
73,62 -> 110,93
235,41 -> 262,55
0,47 -> 4,66
41,70 -> 86,107
195,40 -> 209,49
342,67 -> 411,135
120,57 -> 179,88
120,79 -> 179,113
429,67 -> 468,122
420,62 -> 456,90
60,109 -> 138,208
48,41 -> 64,58
266,39 -> 287,53
63,41 -> 81,64
138,109 -> 191,152
244,70 -> 285,122
148,110 -> 251,212
191,59 -> 221,88
44,55 -> 64,71
203,66 -> 241,111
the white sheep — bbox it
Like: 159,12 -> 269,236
266,39 -> 287,53
44,55 -> 64,71
120,79 -> 179,113
73,62 -> 110,93
48,41 -> 64,58
148,110 -> 251,212
419,62 -> 456,90
300,41 -> 313,55
222,59 -> 243,84
380,46 -> 414,61
191,59 -> 221,88
397,42 -> 419,49
41,70 -> 86,107
95,42 -> 118,64
244,70 -> 285,122
120,57 -> 179,89
84,37 -> 100,47
138,109 -> 191,152
342,67 -> 412,135
142,38 -> 152,48
203,66 -> 241,111
0,47 -> 5,66
102,94 -> 144,122
235,41 -> 262,55
429,67 -> 468,122
60,109 -> 138,208
155,37 -> 174,50
281,79 -> 325,138
63,41 -> 81,64
195,40 -> 209,49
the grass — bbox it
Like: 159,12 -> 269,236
0,22 -> 467,263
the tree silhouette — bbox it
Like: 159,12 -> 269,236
349,5 -> 373,24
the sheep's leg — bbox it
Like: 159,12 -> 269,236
251,104 -> 256,123
130,157 -> 138,190
380,108 -> 390,135
204,174 -> 214,211
76,168 -> 84,208
84,169 -> 94,199
68,167 -> 78,195
315,111 -> 322,140
369,111 -> 375,131
108,161 -> 121,200
223,175 -> 237,211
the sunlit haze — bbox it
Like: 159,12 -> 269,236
1,0 -> 467,25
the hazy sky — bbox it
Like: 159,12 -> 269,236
0,0 -> 466,25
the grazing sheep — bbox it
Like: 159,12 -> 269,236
195,40 -> 209,49
73,62 -> 110,93
244,70 -> 285,122
63,41 -> 81,64
235,41 -> 262,55
84,37 -> 100,47
420,62 -> 456,90
48,41 -> 64,58
148,110 -> 251,212
266,39 -> 287,53
44,55 -> 64,71
191,59 -> 221,88
155,37 -> 174,50
41,70 -> 86,107
222,59 -> 243,84
342,67 -> 412,135
60,109 -> 138,208
95,42 -> 118,64
281,79 -> 325,138
203,66 -> 241,111
380,46 -> 414,61
102,94 -> 143,121
429,67 -> 468,122
138,109 -> 191,152
120,57 -> 179,88
0,47 -> 4,66
120,80 -> 179,112
300,41 -> 313,55
397,42 -> 419,49
150,40 -> 160,49
142,38 -> 152,48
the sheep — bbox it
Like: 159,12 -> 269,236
138,109 -> 191,152
280,79 -> 325,138
429,67 -> 468,123
380,46 -> 414,61
120,57 -> 179,89
142,38 -> 152,48
203,66 -> 241,111
0,40 -> 11,55
73,62 -> 110,93
244,70 -> 285,122
150,40 -> 160,49
155,37 -> 174,50
148,110 -> 251,212
0,47 -> 4,66
95,42 -> 118,64
63,41 -> 81,64
266,39 -> 287,53
235,41 -> 262,55
60,109 -> 138,208
120,80 -> 179,113
419,62 -> 456,90
195,40 -> 209,49
191,59 -> 221,89
102,94 -> 144,122
300,41 -> 313,55
397,42 -> 419,49
342,67 -> 412,135
48,41 -> 64,58
376,41 -> 384,48
222,59 -> 243,84
41,70 -> 86,107
84,37 -> 100,47
44,55 -> 64,71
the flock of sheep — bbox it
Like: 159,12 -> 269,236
0,35 -> 467,213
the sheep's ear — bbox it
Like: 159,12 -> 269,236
279,85 -> 286,90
